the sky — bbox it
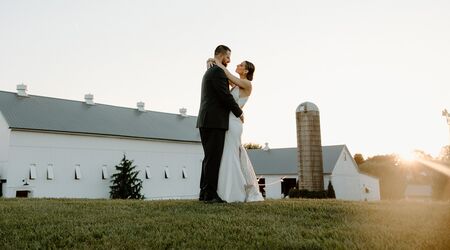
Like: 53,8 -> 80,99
0,0 -> 449,158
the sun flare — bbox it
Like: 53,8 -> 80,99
398,150 -> 417,163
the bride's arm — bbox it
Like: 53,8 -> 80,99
215,61 -> 252,90
206,58 -> 215,69
207,58 -> 236,88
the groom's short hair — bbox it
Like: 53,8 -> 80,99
214,45 -> 231,56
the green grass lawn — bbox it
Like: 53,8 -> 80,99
0,199 -> 449,249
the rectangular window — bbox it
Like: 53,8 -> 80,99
281,178 -> 297,198
29,164 -> 37,180
182,167 -> 187,179
145,167 -> 151,179
75,165 -> 82,180
258,178 -> 266,198
102,166 -> 108,180
164,167 -> 170,179
47,164 -> 54,180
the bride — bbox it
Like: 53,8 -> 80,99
207,58 -> 264,203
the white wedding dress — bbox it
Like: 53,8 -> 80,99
217,87 -> 264,203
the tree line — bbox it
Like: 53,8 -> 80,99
355,145 -> 450,200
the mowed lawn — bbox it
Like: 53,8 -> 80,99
0,199 -> 449,249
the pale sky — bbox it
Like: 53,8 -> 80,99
1,0 -> 449,158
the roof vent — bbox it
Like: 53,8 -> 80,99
137,101 -> 145,112
17,84 -> 28,97
84,94 -> 94,105
263,142 -> 270,151
179,108 -> 188,117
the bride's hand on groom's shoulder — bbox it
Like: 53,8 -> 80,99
214,59 -> 226,70
206,58 -> 215,69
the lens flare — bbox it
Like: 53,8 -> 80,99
416,159 -> 450,177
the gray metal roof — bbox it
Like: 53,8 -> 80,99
0,91 -> 200,142
247,145 -> 345,175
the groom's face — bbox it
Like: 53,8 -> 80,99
221,51 -> 231,67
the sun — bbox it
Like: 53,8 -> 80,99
398,150 -> 417,163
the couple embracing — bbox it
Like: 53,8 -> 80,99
197,45 -> 264,203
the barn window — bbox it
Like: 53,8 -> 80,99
258,178 -> 266,198
29,164 -> 37,180
102,166 -> 108,180
145,166 -> 151,179
344,152 -> 347,161
47,164 -> 54,180
281,178 -> 297,198
75,165 -> 82,180
182,167 -> 188,179
164,167 -> 170,179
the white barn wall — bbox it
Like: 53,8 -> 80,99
0,113 -> 10,161
264,176 -> 283,199
323,175 -> 331,189
359,174 -> 380,201
328,149 -> 362,200
5,130 -> 203,199
0,112 -> 11,179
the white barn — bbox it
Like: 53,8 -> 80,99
0,88 -> 204,199
0,87 -> 379,201
248,146 -> 380,201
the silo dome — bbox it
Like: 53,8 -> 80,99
296,102 -> 319,112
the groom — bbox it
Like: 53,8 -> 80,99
196,45 -> 243,203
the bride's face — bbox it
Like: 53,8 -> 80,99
235,62 -> 247,75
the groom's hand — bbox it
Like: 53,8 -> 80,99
239,114 -> 244,123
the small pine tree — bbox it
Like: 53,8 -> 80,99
110,155 -> 144,199
327,180 -> 336,199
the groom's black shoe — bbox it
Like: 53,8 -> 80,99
205,197 -> 224,204
204,193 -> 224,204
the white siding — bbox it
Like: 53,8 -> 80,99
329,149 -> 364,200
264,176 -> 283,199
359,173 -> 380,201
0,112 -> 11,178
4,130 -> 203,199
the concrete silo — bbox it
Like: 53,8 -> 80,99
296,102 -> 324,191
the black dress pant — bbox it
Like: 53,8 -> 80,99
199,128 -> 226,198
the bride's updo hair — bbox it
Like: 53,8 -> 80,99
244,61 -> 255,81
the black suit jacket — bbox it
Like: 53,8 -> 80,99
196,65 -> 243,130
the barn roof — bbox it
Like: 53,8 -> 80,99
247,145 -> 346,175
0,90 -> 200,142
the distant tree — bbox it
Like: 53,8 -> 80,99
430,146 -> 450,200
110,155 -> 144,199
243,143 -> 262,150
439,145 -> 450,162
327,181 -> 336,199
412,149 -> 433,161
353,154 -> 365,165
358,154 -> 407,200
430,168 -> 449,200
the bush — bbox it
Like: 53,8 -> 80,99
288,187 -> 301,198
288,188 -> 330,199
